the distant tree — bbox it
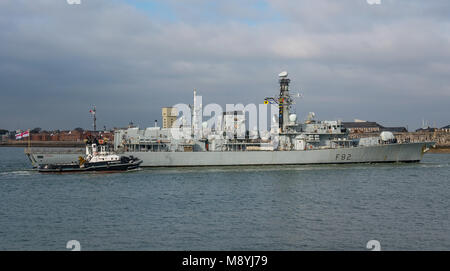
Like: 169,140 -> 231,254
0,129 -> 9,135
31,127 -> 42,133
74,127 -> 84,132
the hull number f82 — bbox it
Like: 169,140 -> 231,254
336,154 -> 352,161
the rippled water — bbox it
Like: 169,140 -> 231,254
0,147 -> 449,250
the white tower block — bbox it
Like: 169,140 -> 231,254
193,89 -> 203,139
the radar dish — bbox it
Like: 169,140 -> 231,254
278,71 -> 288,78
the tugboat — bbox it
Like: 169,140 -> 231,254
38,137 -> 142,173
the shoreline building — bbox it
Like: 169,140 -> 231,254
162,107 -> 178,129
343,120 -> 407,134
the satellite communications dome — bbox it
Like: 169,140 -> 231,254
380,131 -> 395,141
289,114 -> 297,122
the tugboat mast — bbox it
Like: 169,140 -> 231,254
90,105 -> 97,132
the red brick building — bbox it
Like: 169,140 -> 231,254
30,130 -> 114,142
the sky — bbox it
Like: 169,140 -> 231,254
0,0 -> 449,131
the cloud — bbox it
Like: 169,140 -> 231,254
0,0 -> 449,130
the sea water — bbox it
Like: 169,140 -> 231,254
0,147 -> 449,250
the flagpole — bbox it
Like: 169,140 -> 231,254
94,106 -> 96,132
27,129 -> 31,152
24,129 -> 35,168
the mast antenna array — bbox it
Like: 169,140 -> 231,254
264,71 -> 301,132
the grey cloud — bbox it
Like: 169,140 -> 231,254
0,0 -> 449,131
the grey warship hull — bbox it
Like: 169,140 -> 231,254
26,148 -> 84,167
125,142 -> 427,167
27,142 -> 429,167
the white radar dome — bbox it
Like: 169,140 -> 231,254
289,114 -> 297,122
380,131 -> 395,141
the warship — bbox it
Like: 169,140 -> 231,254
26,72 -> 433,167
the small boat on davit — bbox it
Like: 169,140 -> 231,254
38,138 -> 142,173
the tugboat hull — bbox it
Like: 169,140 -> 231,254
38,160 -> 142,173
